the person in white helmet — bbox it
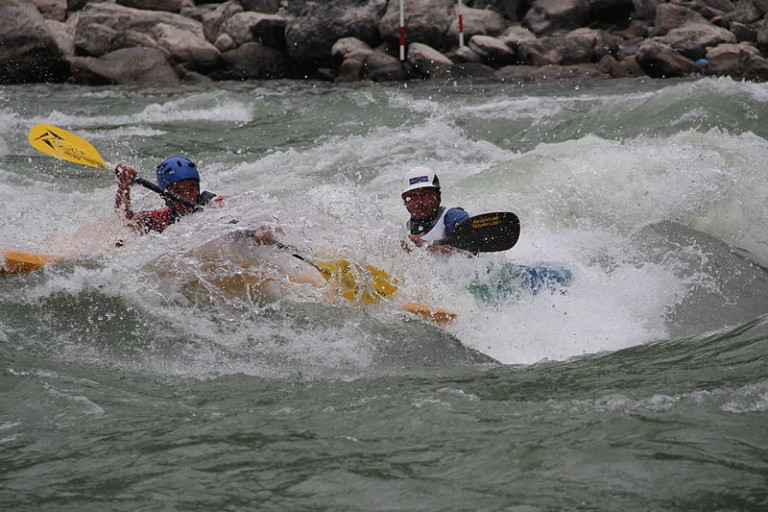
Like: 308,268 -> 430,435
400,166 -> 470,254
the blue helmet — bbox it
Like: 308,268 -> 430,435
155,157 -> 200,189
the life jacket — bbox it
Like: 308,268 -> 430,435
407,206 -> 449,242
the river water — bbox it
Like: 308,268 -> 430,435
1,77 -> 767,510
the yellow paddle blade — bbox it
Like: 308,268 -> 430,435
402,302 -> 458,325
315,260 -> 399,305
28,124 -> 109,170
1,251 -> 63,275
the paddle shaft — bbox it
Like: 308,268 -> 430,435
133,175 -> 203,212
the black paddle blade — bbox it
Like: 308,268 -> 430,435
440,212 -> 521,253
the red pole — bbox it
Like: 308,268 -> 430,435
399,0 -> 405,60
457,0 -> 464,47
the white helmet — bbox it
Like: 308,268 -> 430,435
401,166 -> 440,194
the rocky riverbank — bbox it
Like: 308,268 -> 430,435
4,0 -> 768,86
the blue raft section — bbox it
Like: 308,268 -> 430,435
466,262 -> 574,304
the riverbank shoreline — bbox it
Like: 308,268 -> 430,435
5,0 -> 768,87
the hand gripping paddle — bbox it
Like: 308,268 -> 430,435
28,124 -> 202,211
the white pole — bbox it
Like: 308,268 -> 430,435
399,0 -> 405,61
457,0 -> 464,47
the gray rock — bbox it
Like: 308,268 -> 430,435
407,42 -> 453,78
379,0 -> 454,50
635,39 -> 700,77
596,53 -> 645,77
241,0 -> 280,13
451,45 -> 484,63
75,2 -> 204,57
364,50 -> 406,81
214,33 -> 236,53
471,0 -> 527,21
336,57 -> 366,82
252,15 -> 288,49
70,47 -> 180,85
704,41 -> 761,75
448,61 -> 498,80
494,64 -> 539,82
523,0 -> 591,36
286,0 -> 386,69
224,12 -> 285,46
32,0 -> 67,21
656,22 -> 737,60
447,5 -> 507,42
741,51 -> 768,79
590,0 -> 634,24
468,35 -> 517,65
632,0 -> 662,21
719,0 -> 762,26
46,18 -> 76,57
0,0 -> 69,83
518,28 -> 616,66
202,0 -> 243,44
653,4 -> 708,36
331,37 -> 374,67
217,41 -> 295,79
498,25 -> 538,51
153,22 -> 221,70
729,21 -> 758,42
116,0 -> 185,13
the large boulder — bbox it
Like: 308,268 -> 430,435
596,53 -> 645,77
656,22 -> 737,60
754,16 -> 768,52
286,0 -> 386,70
75,3 -> 205,56
241,0 -> 280,13
653,3 -> 708,36
589,0 -> 634,25
379,0 -> 455,51
0,0 -> 69,83
69,47 -> 180,85
635,39 -> 700,77
329,37 -> 407,82
741,52 -> 768,80
407,42 -> 453,78
224,12 -> 287,49
523,0 -> 591,36
216,42 -> 296,79
518,28 -> 617,65
470,0 -> 527,21
468,35 -> 517,65
116,0 -> 185,12
153,23 -> 221,70
74,3 -> 219,71
202,0 -> 243,43
703,41 -> 761,76
331,37 -> 375,80
632,0 -> 661,21
447,5 -> 507,41
31,0 -> 67,21
46,18 -> 77,57
331,36 -> 374,65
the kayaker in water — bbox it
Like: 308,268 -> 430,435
115,157 -> 277,246
400,166 -> 471,255
114,156 -> 223,234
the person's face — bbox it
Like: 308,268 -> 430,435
166,178 -> 199,214
402,187 -> 440,218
